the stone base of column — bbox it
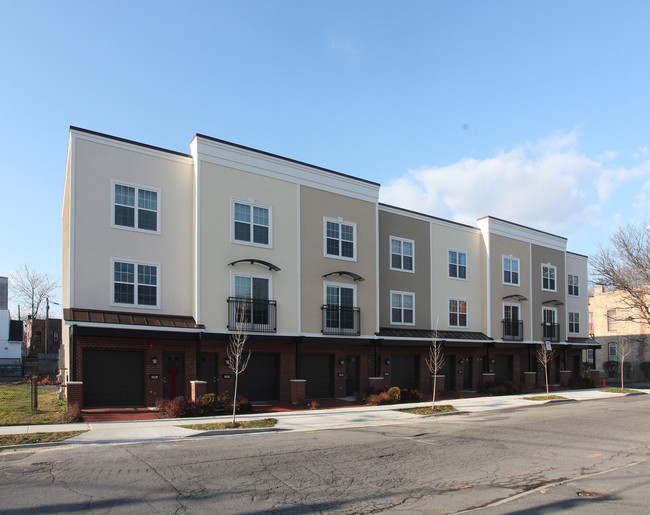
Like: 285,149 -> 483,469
524,371 -> 537,390
589,369 -> 600,386
291,379 -> 306,405
65,381 -> 83,410
190,381 -> 207,402
482,373 -> 496,387
368,377 -> 385,394
559,370 -> 571,387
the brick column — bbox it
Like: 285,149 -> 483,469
482,373 -> 496,387
65,381 -> 83,410
589,369 -> 600,386
559,370 -> 571,387
432,375 -> 445,394
190,381 -> 207,402
524,372 -> 537,391
291,379 -> 306,405
368,377 -> 385,394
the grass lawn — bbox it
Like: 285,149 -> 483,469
603,388 -> 640,394
522,395 -> 567,401
0,431 -> 87,447
0,384 -> 67,426
179,418 -> 277,430
399,405 -> 457,415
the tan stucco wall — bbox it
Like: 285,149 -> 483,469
71,137 -> 194,316
198,160 -> 299,331
531,244 -> 566,341
566,253 -> 588,338
300,186 -> 377,336
378,210 -> 431,328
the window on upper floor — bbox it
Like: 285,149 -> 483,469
230,272 -> 274,330
390,236 -> 414,272
608,342 -> 617,360
569,312 -> 580,333
391,291 -> 414,325
448,250 -> 467,280
607,310 -> 616,331
541,263 -> 556,291
113,182 -> 159,232
232,199 -> 271,247
503,256 -> 520,285
568,274 -> 579,296
449,298 -> 467,327
112,259 -> 158,307
324,218 -> 356,260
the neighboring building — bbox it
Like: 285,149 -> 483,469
25,317 -> 62,357
0,276 -> 24,381
62,127 -> 596,408
588,286 -> 650,381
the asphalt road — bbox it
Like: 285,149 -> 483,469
0,395 -> 648,514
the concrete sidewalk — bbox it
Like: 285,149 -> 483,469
1,388 -> 647,446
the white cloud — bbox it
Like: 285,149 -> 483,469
379,132 -> 650,236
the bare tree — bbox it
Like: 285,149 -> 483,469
425,321 -> 444,409
536,342 -> 556,398
9,264 -> 60,320
615,337 -> 635,390
227,303 -> 252,425
590,223 -> 650,326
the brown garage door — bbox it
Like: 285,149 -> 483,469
238,352 -> 279,401
391,355 -> 419,390
83,349 -> 145,408
299,354 -> 333,399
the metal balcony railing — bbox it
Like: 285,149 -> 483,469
321,304 -> 360,336
227,297 -> 277,333
502,319 -> 523,341
542,323 -> 560,342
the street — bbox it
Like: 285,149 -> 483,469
1,395 -> 648,514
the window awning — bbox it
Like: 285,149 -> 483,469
228,259 -> 281,272
542,299 -> 564,306
503,294 -> 528,301
322,271 -> 365,282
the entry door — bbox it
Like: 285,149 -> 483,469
199,353 -> 218,394
345,355 -> 360,396
463,356 -> 473,389
163,353 -> 185,399
543,308 -> 557,340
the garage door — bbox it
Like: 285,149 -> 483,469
299,354 -> 333,399
391,355 -> 419,390
238,352 -> 279,401
83,349 -> 145,408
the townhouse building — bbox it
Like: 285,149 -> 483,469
62,127 -> 596,408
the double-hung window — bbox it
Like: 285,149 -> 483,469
607,310 -> 616,331
503,256 -> 520,285
449,250 -> 467,279
390,237 -> 414,272
232,200 -> 271,247
568,274 -> 579,296
608,342 -> 617,360
449,298 -> 467,327
391,291 -> 414,325
113,182 -> 159,232
568,312 -> 580,333
541,264 -> 556,291
112,259 -> 158,307
324,218 -> 356,260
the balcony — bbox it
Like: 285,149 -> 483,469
227,297 -> 277,333
502,319 -> 523,341
542,323 -> 560,342
321,304 -> 360,336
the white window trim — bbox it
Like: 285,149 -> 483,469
230,270 -> 273,299
448,248 -> 468,281
568,311 -> 580,334
503,302 -> 521,319
230,197 -> 273,248
608,342 -> 617,360
568,274 -> 579,296
323,217 -> 357,262
502,255 -> 520,286
110,257 -> 161,309
541,263 -> 557,292
390,290 -> 415,326
448,297 -> 468,328
110,180 -> 161,235
389,236 -> 415,273
542,306 -> 557,326
323,281 -> 357,306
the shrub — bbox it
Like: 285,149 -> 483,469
367,392 -> 390,406
65,402 -> 82,423
308,400 -> 321,410
400,388 -> 422,403
603,361 -> 618,378
387,386 -> 401,403
503,381 -> 515,395
201,393 -> 216,414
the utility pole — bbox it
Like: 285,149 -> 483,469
45,298 -> 49,355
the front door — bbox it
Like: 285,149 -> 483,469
199,352 -> 218,394
345,355 -> 360,396
163,353 -> 185,399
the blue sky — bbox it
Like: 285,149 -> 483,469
2,1 -> 650,317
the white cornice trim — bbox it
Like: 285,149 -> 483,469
193,137 -> 380,204
70,129 -> 194,165
477,217 -> 567,251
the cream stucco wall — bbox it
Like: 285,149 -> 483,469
300,186 -> 377,336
